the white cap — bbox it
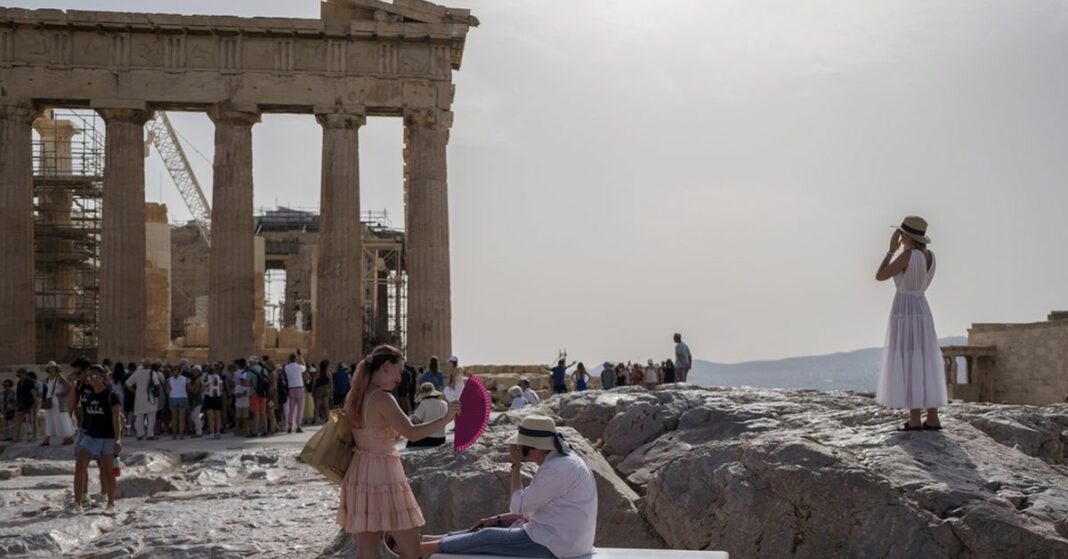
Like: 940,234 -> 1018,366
448,355 -> 459,364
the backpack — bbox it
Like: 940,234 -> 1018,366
253,367 -> 270,398
148,371 -> 162,400
277,372 -> 289,403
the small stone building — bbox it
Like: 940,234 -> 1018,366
943,311 -> 1068,405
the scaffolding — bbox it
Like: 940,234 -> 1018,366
252,206 -> 408,353
32,109 -> 105,362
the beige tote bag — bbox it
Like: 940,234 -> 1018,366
299,409 -> 354,484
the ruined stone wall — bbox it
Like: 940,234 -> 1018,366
170,224 -> 209,339
145,203 -> 171,354
969,320 -> 1068,405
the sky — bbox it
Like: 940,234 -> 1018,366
18,0 -> 1068,365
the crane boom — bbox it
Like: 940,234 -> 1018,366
145,111 -> 212,244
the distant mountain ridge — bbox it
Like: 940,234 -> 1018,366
688,336 -> 966,392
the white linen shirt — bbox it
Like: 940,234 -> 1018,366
509,450 -> 597,558
522,388 -> 540,405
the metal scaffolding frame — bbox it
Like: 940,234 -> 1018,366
252,206 -> 408,353
32,109 -> 105,361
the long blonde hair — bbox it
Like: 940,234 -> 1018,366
345,345 -> 403,429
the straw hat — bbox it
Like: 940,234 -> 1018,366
506,415 -> 568,453
43,361 -> 60,373
415,382 -> 443,402
896,216 -> 932,244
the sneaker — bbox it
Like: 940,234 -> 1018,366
295,428 -> 304,434
70,503 -> 84,515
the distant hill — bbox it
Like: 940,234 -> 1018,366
687,337 -> 966,392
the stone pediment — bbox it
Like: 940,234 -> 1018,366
322,0 -> 479,28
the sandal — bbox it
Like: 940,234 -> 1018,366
382,533 -> 399,557
922,421 -> 943,431
898,422 -> 923,431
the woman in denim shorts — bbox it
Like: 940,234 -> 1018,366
167,368 -> 190,440
74,365 -> 122,513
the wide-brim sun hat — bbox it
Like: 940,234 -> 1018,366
415,382 -> 443,402
506,415 -> 569,454
894,215 -> 932,244
44,361 -> 60,372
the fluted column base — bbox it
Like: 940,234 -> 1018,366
0,100 -> 38,364
403,108 -> 452,367
316,109 -> 366,362
208,105 -> 260,362
98,107 -> 152,363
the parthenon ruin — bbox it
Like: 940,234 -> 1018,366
0,0 -> 477,367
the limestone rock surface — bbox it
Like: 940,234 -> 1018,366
542,385 -> 1068,558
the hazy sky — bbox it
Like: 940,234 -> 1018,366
18,1 -> 1068,364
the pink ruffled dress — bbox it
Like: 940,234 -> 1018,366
336,423 -> 425,534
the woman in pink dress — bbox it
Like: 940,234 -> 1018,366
337,345 -> 459,559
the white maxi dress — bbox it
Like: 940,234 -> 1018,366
876,249 -> 949,409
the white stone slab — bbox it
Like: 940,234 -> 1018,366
431,550 -> 728,559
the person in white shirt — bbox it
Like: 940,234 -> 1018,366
508,386 -> 528,411
443,355 -> 466,402
282,352 -> 307,433
644,358 -> 662,390
167,368 -> 190,440
407,382 -> 448,448
417,415 -> 597,558
125,360 -> 163,441
202,368 -> 224,439
518,379 -> 540,406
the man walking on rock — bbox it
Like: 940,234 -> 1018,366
674,333 -> 693,383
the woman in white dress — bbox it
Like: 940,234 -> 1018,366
875,216 -> 948,431
442,356 -> 466,403
41,361 -> 75,446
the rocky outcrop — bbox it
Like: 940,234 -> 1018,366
402,420 -> 663,549
540,385 -> 1068,558
3,384 -> 1066,558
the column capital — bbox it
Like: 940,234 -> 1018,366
0,98 -> 40,123
97,108 -> 153,125
208,103 -> 261,126
403,108 -> 453,131
316,109 -> 367,130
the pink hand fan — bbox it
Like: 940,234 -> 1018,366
454,375 -> 491,452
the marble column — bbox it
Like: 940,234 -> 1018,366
208,105 -> 260,362
0,99 -> 38,364
403,108 -> 452,366
98,107 -> 152,363
315,109 -> 366,362
34,116 -> 79,360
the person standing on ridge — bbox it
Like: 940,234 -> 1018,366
543,359 -> 576,395
673,333 -> 693,382
875,216 -> 947,431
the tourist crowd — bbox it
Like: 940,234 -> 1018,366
0,352 -> 474,446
